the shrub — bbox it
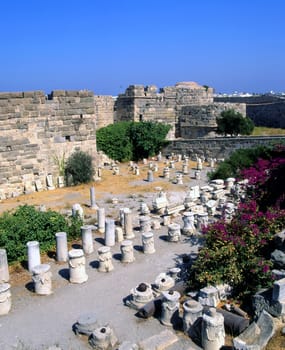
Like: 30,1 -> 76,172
65,150 -> 94,185
216,109 -> 254,136
0,205 -> 82,263
96,121 -> 171,161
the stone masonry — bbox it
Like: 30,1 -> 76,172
0,90 -> 97,199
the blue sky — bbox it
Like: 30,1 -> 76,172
0,0 -> 284,95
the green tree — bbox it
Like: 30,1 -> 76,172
129,122 -> 171,161
216,109 -> 254,136
65,150 -> 94,185
96,121 -> 171,161
96,122 -> 133,162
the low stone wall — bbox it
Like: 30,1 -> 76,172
163,136 -> 285,160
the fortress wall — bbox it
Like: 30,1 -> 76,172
0,90 -> 97,199
179,102 -> 246,138
95,95 -> 115,129
163,136 -> 285,160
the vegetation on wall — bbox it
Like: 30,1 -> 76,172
216,109 -> 254,136
65,150 -> 94,185
96,121 -> 171,161
0,205 -> 82,263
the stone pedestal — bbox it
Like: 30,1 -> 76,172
105,219 -> 115,247
160,290 -> 180,326
197,212 -> 209,231
153,272 -> 175,293
89,325 -> 118,350
27,241 -> 41,272
182,212 -> 196,235
32,263 -> 52,295
198,286 -> 220,307
68,249 -> 88,284
0,283 -> 11,315
176,174 -> 183,185
139,202 -> 150,215
55,231 -> 68,262
98,246 -> 114,272
168,267 -> 181,281
127,282 -> 154,310
142,232 -> 155,254
57,175 -> 64,188
202,308 -> 225,350
195,170 -> 201,180
139,216 -> 152,233
183,299 -> 203,334
81,225 -> 94,255
147,170 -> 154,182
0,249 -> 9,282
124,209 -> 134,239
163,215 -> 171,226
46,174 -> 55,190
90,187 -> 98,209
197,160 -> 203,170
167,223 -> 181,242
120,240 -> 135,263
97,207 -> 105,233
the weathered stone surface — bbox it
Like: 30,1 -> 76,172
271,249 -> 285,269
138,329 -> 178,350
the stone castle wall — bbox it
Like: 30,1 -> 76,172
114,82 -> 244,139
179,102 -> 246,138
163,136 -> 285,160
95,95 -> 115,129
0,90 -> 97,199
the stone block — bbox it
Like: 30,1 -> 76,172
273,277 -> 285,302
138,329 -> 178,350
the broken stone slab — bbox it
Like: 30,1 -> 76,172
117,341 -> 138,350
233,310 -> 275,350
272,277 -> 285,302
73,312 -> 98,336
138,329 -> 178,350
271,249 -> 285,269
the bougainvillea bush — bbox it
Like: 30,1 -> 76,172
189,144 -> 285,302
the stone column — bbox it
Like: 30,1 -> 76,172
98,246 -> 114,272
167,223 -> 181,242
0,283 -> 11,315
182,212 -> 196,235
97,207 -> 105,233
124,209 -> 134,239
202,308 -> 225,350
142,232 -> 155,254
32,263 -> 52,295
182,163 -> 188,175
89,325 -> 118,350
68,249 -> 88,284
197,212 -> 209,231
176,174 -> 183,185
197,160 -> 203,170
120,240 -> 135,263
163,167 -> 170,179
115,226 -> 124,242
195,170 -> 201,180
183,299 -> 203,334
0,248 -> 9,282
72,203 -> 84,219
105,219 -> 115,247
139,216 -> 152,233
46,174 -> 55,190
81,225 -> 94,255
27,241 -> 41,272
146,170 -> 153,182
163,215 -> 171,226
55,231 -> 68,262
160,290 -> 180,326
90,187 -> 98,209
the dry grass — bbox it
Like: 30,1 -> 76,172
252,126 -> 285,136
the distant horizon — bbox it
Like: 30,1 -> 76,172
1,0 -> 284,96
